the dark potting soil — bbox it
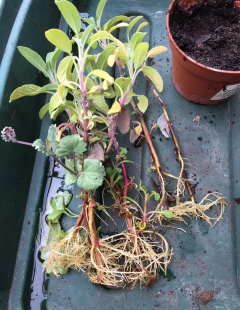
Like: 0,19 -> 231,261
170,0 -> 240,71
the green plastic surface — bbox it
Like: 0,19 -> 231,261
6,0 -> 240,309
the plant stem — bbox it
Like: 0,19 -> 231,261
152,88 -> 195,203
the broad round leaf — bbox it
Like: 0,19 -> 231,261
55,135 -> 87,157
77,159 -> 105,191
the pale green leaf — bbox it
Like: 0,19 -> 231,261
77,159 -> 105,191
96,44 -> 115,69
137,95 -> 149,113
56,134 -> 87,157
89,69 -> 114,84
9,84 -> 56,102
114,77 -> 131,97
142,66 -> 163,92
108,101 -> 121,114
39,102 -> 50,119
103,15 -> 130,31
89,31 -> 123,48
107,54 -> 116,67
127,16 -> 143,38
57,55 -> 73,84
80,24 -> 95,46
147,46 -> 168,58
96,0 -> 107,27
18,46 -> 48,76
64,159 -> 78,185
129,32 -> 146,50
55,0 -> 81,34
109,22 -> 129,33
45,29 -> 72,53
136,21 -> 149,32
161,210 -> 174,219
90,95 -> 109,114
133,42 -> 149,69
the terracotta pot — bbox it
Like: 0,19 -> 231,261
166,0 -> 240,104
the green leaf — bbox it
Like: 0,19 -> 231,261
55,0 -> 81,34
103,15 -> 130,31
129,32 -> 146,50
18,46 -> 48,76
39,102 -> 50,119
136,21 -> 148,32
137,95 -> 149,113
109,22 -> 129,33
48,85 -> 67,119
90,95 -> 109,114
80,24 -> 95,47
9,84 -> 56,102
161,210 -> 174,219
47,191 -> 72,224
89,69 -> 114,84
46,48 -> 62,73
141,66 -> 163,92
77,159 -> 105,191
108,101 -> 121,114
96,0 -> 107,27
45,29 -> 72,53
41,222 -> 66,263
89,31 -> 123,48
57,55 -> 73,84
96,44 -> 115,69
147,46 -> 168,58
133,42 -> 149,69
56,135 -> 86,157
114,77 -> 131,97
64,159 -> 78,186
32,139 -> 47,154
46,125 -> 58,153
127,16 -> 143,38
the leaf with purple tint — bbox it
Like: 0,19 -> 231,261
87,143 -> 105,161
157,113 -> 170,139
117,108 -> 131,134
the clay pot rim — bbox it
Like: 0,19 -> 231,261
166,0 -> 240,75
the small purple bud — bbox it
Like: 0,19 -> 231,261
1,126 -> 17,142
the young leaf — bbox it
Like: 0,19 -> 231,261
55,135 -> 87,157
137,95 -> 149,113
32,139 -> 47,154
77,159 -> 105,191
117,108 -> 131,134
56,55 -> 73,84
107,54 -> 116,67
39,102 -> 50,119
9,84 -> 56,102
161,210 -> 174,219
108,101 -> 121,115
17,46 -> 48,76
89,69 -> 114,84
89,31 -> 123,48
129,32 -> 146,50
147,46 -> 168,58
103,15 -> 130,31
47,191 -> 72,224
96,0 -> 107,27
127,16 -> 143,38
136,21 -> 148,32
141,66 -> 163,92
55,0 -> 81,34
45,29 -> 72,53
109,22 -> 129,33
114,77 -> 131,97
133,42 -> 149,69
96,44 -> 115,69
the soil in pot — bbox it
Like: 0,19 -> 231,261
170,0 -> 240,71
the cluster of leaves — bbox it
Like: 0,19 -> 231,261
8,0 -> 170,280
